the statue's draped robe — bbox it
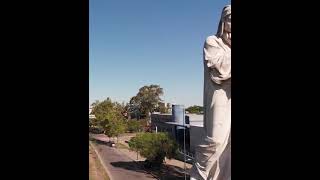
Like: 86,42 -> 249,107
190,35 -> 231,180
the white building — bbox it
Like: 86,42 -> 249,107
150,112 -> 204,155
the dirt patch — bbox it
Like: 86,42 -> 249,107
89,144 -> 110,180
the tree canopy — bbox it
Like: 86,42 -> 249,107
129,84 -> 164,118
91,98 -> 126,137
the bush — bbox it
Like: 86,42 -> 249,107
89,126 -> 104,134
128,132 -> 178,167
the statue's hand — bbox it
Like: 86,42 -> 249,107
219,74 -> 231,80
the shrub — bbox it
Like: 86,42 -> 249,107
128,132 -> 178,167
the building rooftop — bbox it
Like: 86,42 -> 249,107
186,114 -> 203,127
151,112 -> 204,127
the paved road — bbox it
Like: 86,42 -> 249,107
91,141 -> 156,180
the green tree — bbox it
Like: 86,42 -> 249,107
186,105 -> 204,114
104,118 -> 126,142
91,98 -> 126,139
92,98 -> 113,120
128,132 -> 178,167
129,85 -> 164,118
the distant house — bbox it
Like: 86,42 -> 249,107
89,107 -> 95,119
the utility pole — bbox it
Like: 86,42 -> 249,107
183,108 -> 187,180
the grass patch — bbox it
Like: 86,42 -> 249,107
116,142 -> 129,150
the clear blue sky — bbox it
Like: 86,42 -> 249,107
90,0 -> 230,107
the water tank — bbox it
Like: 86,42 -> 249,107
172,105 -> 185,129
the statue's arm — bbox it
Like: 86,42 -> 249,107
204,37 -> 231,83
204,37 -> 224,68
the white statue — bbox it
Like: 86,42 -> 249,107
190,5 -> 231,180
